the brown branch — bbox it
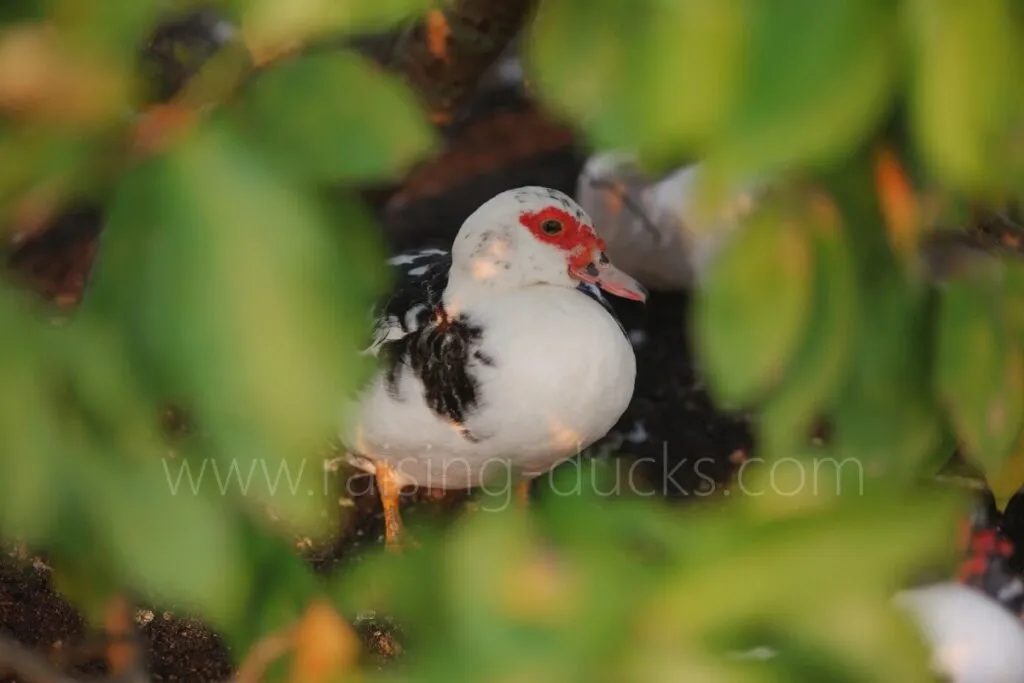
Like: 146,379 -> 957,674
0,635 -> 81,683
387,0 -> 537,125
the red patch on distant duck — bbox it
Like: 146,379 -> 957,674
519,206 -> 605,270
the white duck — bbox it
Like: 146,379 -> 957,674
342,186 -> 647,548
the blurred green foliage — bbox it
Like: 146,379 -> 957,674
0,0 -> 1021,681
335,462 -> 959,683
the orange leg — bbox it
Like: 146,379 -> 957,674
375,464 -> 408,551
515,480 -> 531,510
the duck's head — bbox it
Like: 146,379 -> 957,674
449,186 -> 647,302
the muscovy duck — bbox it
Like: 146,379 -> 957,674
341,186 -> 647,548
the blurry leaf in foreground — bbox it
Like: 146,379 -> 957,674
334,465 -> 959,683
332,465 -> 665,679
0,123 -> 111,229
89,121 -> 387,528
1003,258 -> 1024,344
241,0 -> 429,64
694,191 -> 815,408
825,161 -> 946,480
0,22 -> 128,126
0,0 -> 42,23
635,487 -> 959,683
708,0 -> 896,181
527,0 -> 746,157
990,438 -> 1024,511
48,0 -> 161,63
218,514 -> 324,654
53,310 -> 252,628
289,600 -> 360,683
785,595 -> 933,683
81,457 -> 250,627
904,0 -> 1023,193
530,0 -> 896,178
0,289 -> 63,540
936,270 -> 1024,476
444,506 -> 578,670
234,51 -> 436,183
832,277 -> 944,480
0,287 -> 253,627
757,191 -> 857,457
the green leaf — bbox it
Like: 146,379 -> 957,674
831,276 -> 945,479
47,0 -> 161,62
530,0 -> 896,177
627,485 -> 957,683
82,459 -> 250,627
709,0 -> 897,179
824,157 -> 947,480
225,516 -> 324,654
936,272 -> 1024,474
758,192 -> 857,457
0,289 -> 63,541
694,194 -> 815,408
0,289 -> 258,628
445,510 -> 552,666
50,311 -> 253,626
0,126 -> 111,216
904,0 -> 1024,193
240,0 -> 430,57
785,597 -> 934,683
1003,259 -> 1024,344
989,438 -> 1024,511
234,51 -> 435,183
329,465 -> 961,683
644,486 -> 959,638
527,0 -> 747,157
88,122 -> 387,529
0,0 -> 42,22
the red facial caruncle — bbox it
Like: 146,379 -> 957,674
518,206 -> 606,271
518,205 -> 647,303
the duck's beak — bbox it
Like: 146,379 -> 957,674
571,251 -> 648,302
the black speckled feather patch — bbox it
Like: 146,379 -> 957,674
369,249 -> 487,438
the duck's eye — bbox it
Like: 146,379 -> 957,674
541,219 -> 563,235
